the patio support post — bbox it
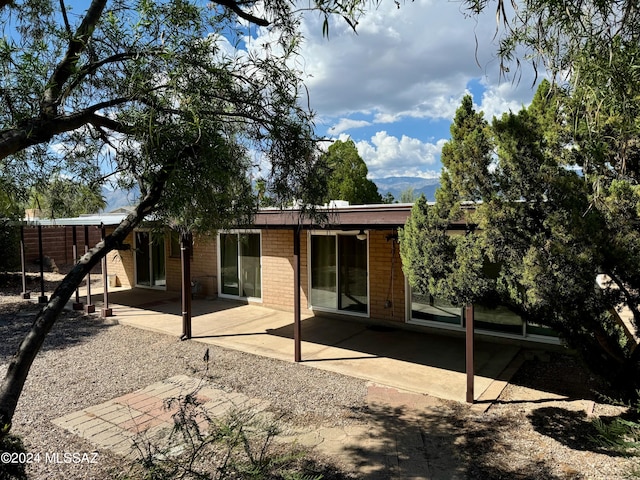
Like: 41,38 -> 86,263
180,231 -> 192,340
100,225 -> 112,317
465,303 -> 475,403
20,225 -> 30,299
84,225 -> 95,313
293,227 -> 301,362
72,226 -> 83,310
37,225 -> 47,303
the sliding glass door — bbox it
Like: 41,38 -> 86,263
135,231 -> 166,288
310,233 -> 368,314
219,232 -> 261,299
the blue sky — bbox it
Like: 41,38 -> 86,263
250,0 -> 542,180
43,1 -> 540,185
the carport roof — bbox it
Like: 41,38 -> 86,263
22,212 -> 128,227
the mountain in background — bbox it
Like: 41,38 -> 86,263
373,176 -> 440,202
100,175 -> 441,212
101,186 -> 139,213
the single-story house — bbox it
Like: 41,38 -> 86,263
18,201 -> 562,403
96,201 -> 559,345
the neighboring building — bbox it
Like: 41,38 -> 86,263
103,202 -> 558,345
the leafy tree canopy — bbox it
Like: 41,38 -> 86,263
320,139 -> 381,205
28,177 -> 106,219
0,0 -> 362,434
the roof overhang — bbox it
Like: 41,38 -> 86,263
251,203 -> 415,230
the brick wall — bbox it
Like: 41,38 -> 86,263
104,228 -> 134,287
261,230 -> 292,310
107,227 -> 407,325
166,233 -> 217,296
368,230 -> 406,323
22,225 -> 102,272
108,229 -> 217,294
260,229 -> 405,322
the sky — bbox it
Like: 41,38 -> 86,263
252,0 -> 543,180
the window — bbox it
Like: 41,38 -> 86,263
219,232 -> 261,299
408,286 -> 557,339
309,232 -> 368,314
410,291 -> 461,325
135,230 -> 166,288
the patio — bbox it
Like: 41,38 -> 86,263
69,288 -> 521,405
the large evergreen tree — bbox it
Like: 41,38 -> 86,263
321,139 -> 382,205
401,82 -> 639,392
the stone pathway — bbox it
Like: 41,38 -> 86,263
52,376 -> 269,457
53,376 -> 462,479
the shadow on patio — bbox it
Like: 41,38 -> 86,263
80,288 -> 521,404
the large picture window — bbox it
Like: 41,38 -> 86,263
309,233 -> 368,314
408,286 -> 557,339
219,232 -> 261,299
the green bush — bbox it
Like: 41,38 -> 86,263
0,221 -> 20,272
592,391 -> 640,457
0,433 -> 28,480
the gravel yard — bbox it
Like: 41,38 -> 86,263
1,271 -> 639,479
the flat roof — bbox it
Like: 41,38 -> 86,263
22,213 -> 128,227
252,203 -> 415,230
18,202 -> 475,231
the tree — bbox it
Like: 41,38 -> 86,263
457,0 -> 640,390
321,139 -> 381,205
399,187 -> 416,203
400,94 -> 494,308
0,0 -> 355,435
28,177 -> 106,218
400,83 -> 640,393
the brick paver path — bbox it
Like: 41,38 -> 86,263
52,375 -> 268,457
54,376 -> 459,479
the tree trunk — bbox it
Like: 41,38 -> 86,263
0,165 -> 172,435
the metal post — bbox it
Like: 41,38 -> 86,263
84,225 -> 95,313
37,225 -> 47,303
20,225 -> 30,299
100,225 -> 112,317
293,227 -> 301,362
181,232 -> 192,340
465,303 -> 475,403
72,226 -> 83,310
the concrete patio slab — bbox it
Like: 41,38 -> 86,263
70,288 -> 520,404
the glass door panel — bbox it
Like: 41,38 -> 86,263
135,231 -> 151,286
135,231 -> 165,288
221,233 -> 239,296
151,235 -> 165,287
240,234 -> 261,298
310,235 -> 337,308
338,235 -> 368,313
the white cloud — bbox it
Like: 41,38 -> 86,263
289,0 -> 541,127
477,80 -> 535,121
354,131 -> 445,178
328,118 -> 372,134
247,0 -> 544,177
